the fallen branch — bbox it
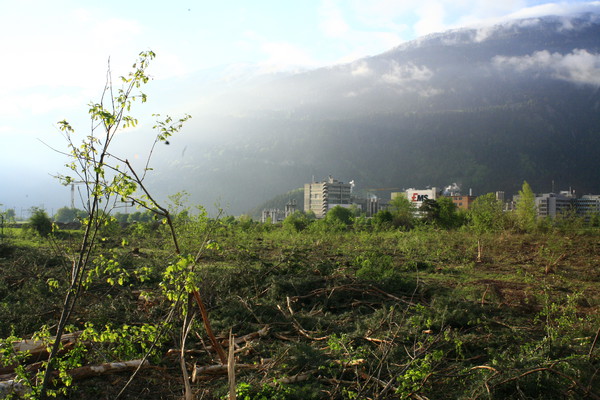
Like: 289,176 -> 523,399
589,325 -> 600,359
545,253 -> 566,274
0,332 -> 85,376
191,364 -> 255,382
227,331 -> 235,400
217,325 -> 270,348
65,359 -> 150,381
469,365 -> 499,374
0,362 -> 44,381
277,300 -> 328,341
0,359 -> 150,399
165,325 -> 270,358
364,336 -> 392,345
357,368 -> 392,390
269,371 -> 315,386
289,283 -> 416,306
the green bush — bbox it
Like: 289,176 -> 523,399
28,208 -> 53,237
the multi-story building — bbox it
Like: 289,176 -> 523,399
261,200 -> 297,223
351,196 -> 384,217
392,187 -> 477,211
402,188 -> 439,209
534,191 -> 575,218
574,195 -> 600,220
450,195 -> 477,210
304,176 -> 352,218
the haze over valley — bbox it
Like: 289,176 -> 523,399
2,2 -> 600,216
148,12 -> 600,215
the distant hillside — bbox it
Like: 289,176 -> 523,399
246,188 -> 304,219
147,13 -> 600,215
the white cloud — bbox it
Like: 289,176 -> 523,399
507,1 -> 600,20
381,61 -> 434,85
419,87 -> 443,97
350,61 -> 373,77
460,2 -> 600,42
315,0 -> 592,66
493,49 -> 600,86
415,2 -> 448,37
364,1 -> 600,42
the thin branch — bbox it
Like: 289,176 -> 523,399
590,325 -> 600,359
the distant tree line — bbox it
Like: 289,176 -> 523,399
13,182 -> 599,240
275,181 -> 595,235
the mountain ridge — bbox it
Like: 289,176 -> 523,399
146,12 -> 600,216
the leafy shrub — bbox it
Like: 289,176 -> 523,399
28,208 -> 53,237
283,211 -> 312,232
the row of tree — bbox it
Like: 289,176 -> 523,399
280,181 -> 567,234
52,207 -> 156,224
18,181 -> 590,240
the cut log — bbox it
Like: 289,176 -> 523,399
165,326 -> 270,358
0,331 -> 84,375
65,359 -> 150,381
0,379 -> 30,398
191,364 -> 254,382
0,359 -> 150,399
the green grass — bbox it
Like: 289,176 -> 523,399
0,225 -> 598,399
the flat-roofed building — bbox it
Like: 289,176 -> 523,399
449,195 -> 477,210
534,191 -> 575,218
574,195 -> 600,220
304,176 -> 352,218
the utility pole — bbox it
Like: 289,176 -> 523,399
70,182 -> 86,209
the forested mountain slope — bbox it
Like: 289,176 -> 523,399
151,13 -> 600,214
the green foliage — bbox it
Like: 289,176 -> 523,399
468,193 -> 505,234
389,195 -> 416,229
419,199 -> 440,225
326,205 -> 354,226
53,207 -> 86,224
396,349 -> 444,397
34,51 -> 195,398
80,322 -> 166,361
232,380 -> 321,400
2,222 -> 600,398
588,212 -> 600,227
419,197 -> 464,229
28,208 -> 53,237
372,209 -> 394,230
354,251 -> 394,281
127,210 -> 154,223
553,208 -> 586,233
282,211 -> 312,232
435,196 -> 464,229
5,51 -> 600,396
515,181 -> 537,232
3,208 -> 16,222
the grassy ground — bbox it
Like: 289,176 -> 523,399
0,226 -> 598,399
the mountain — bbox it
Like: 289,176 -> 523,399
148,13 -> 600,215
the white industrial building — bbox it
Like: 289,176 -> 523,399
304,176 -> 353,218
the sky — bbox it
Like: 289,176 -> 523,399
1,0 -> 598,216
